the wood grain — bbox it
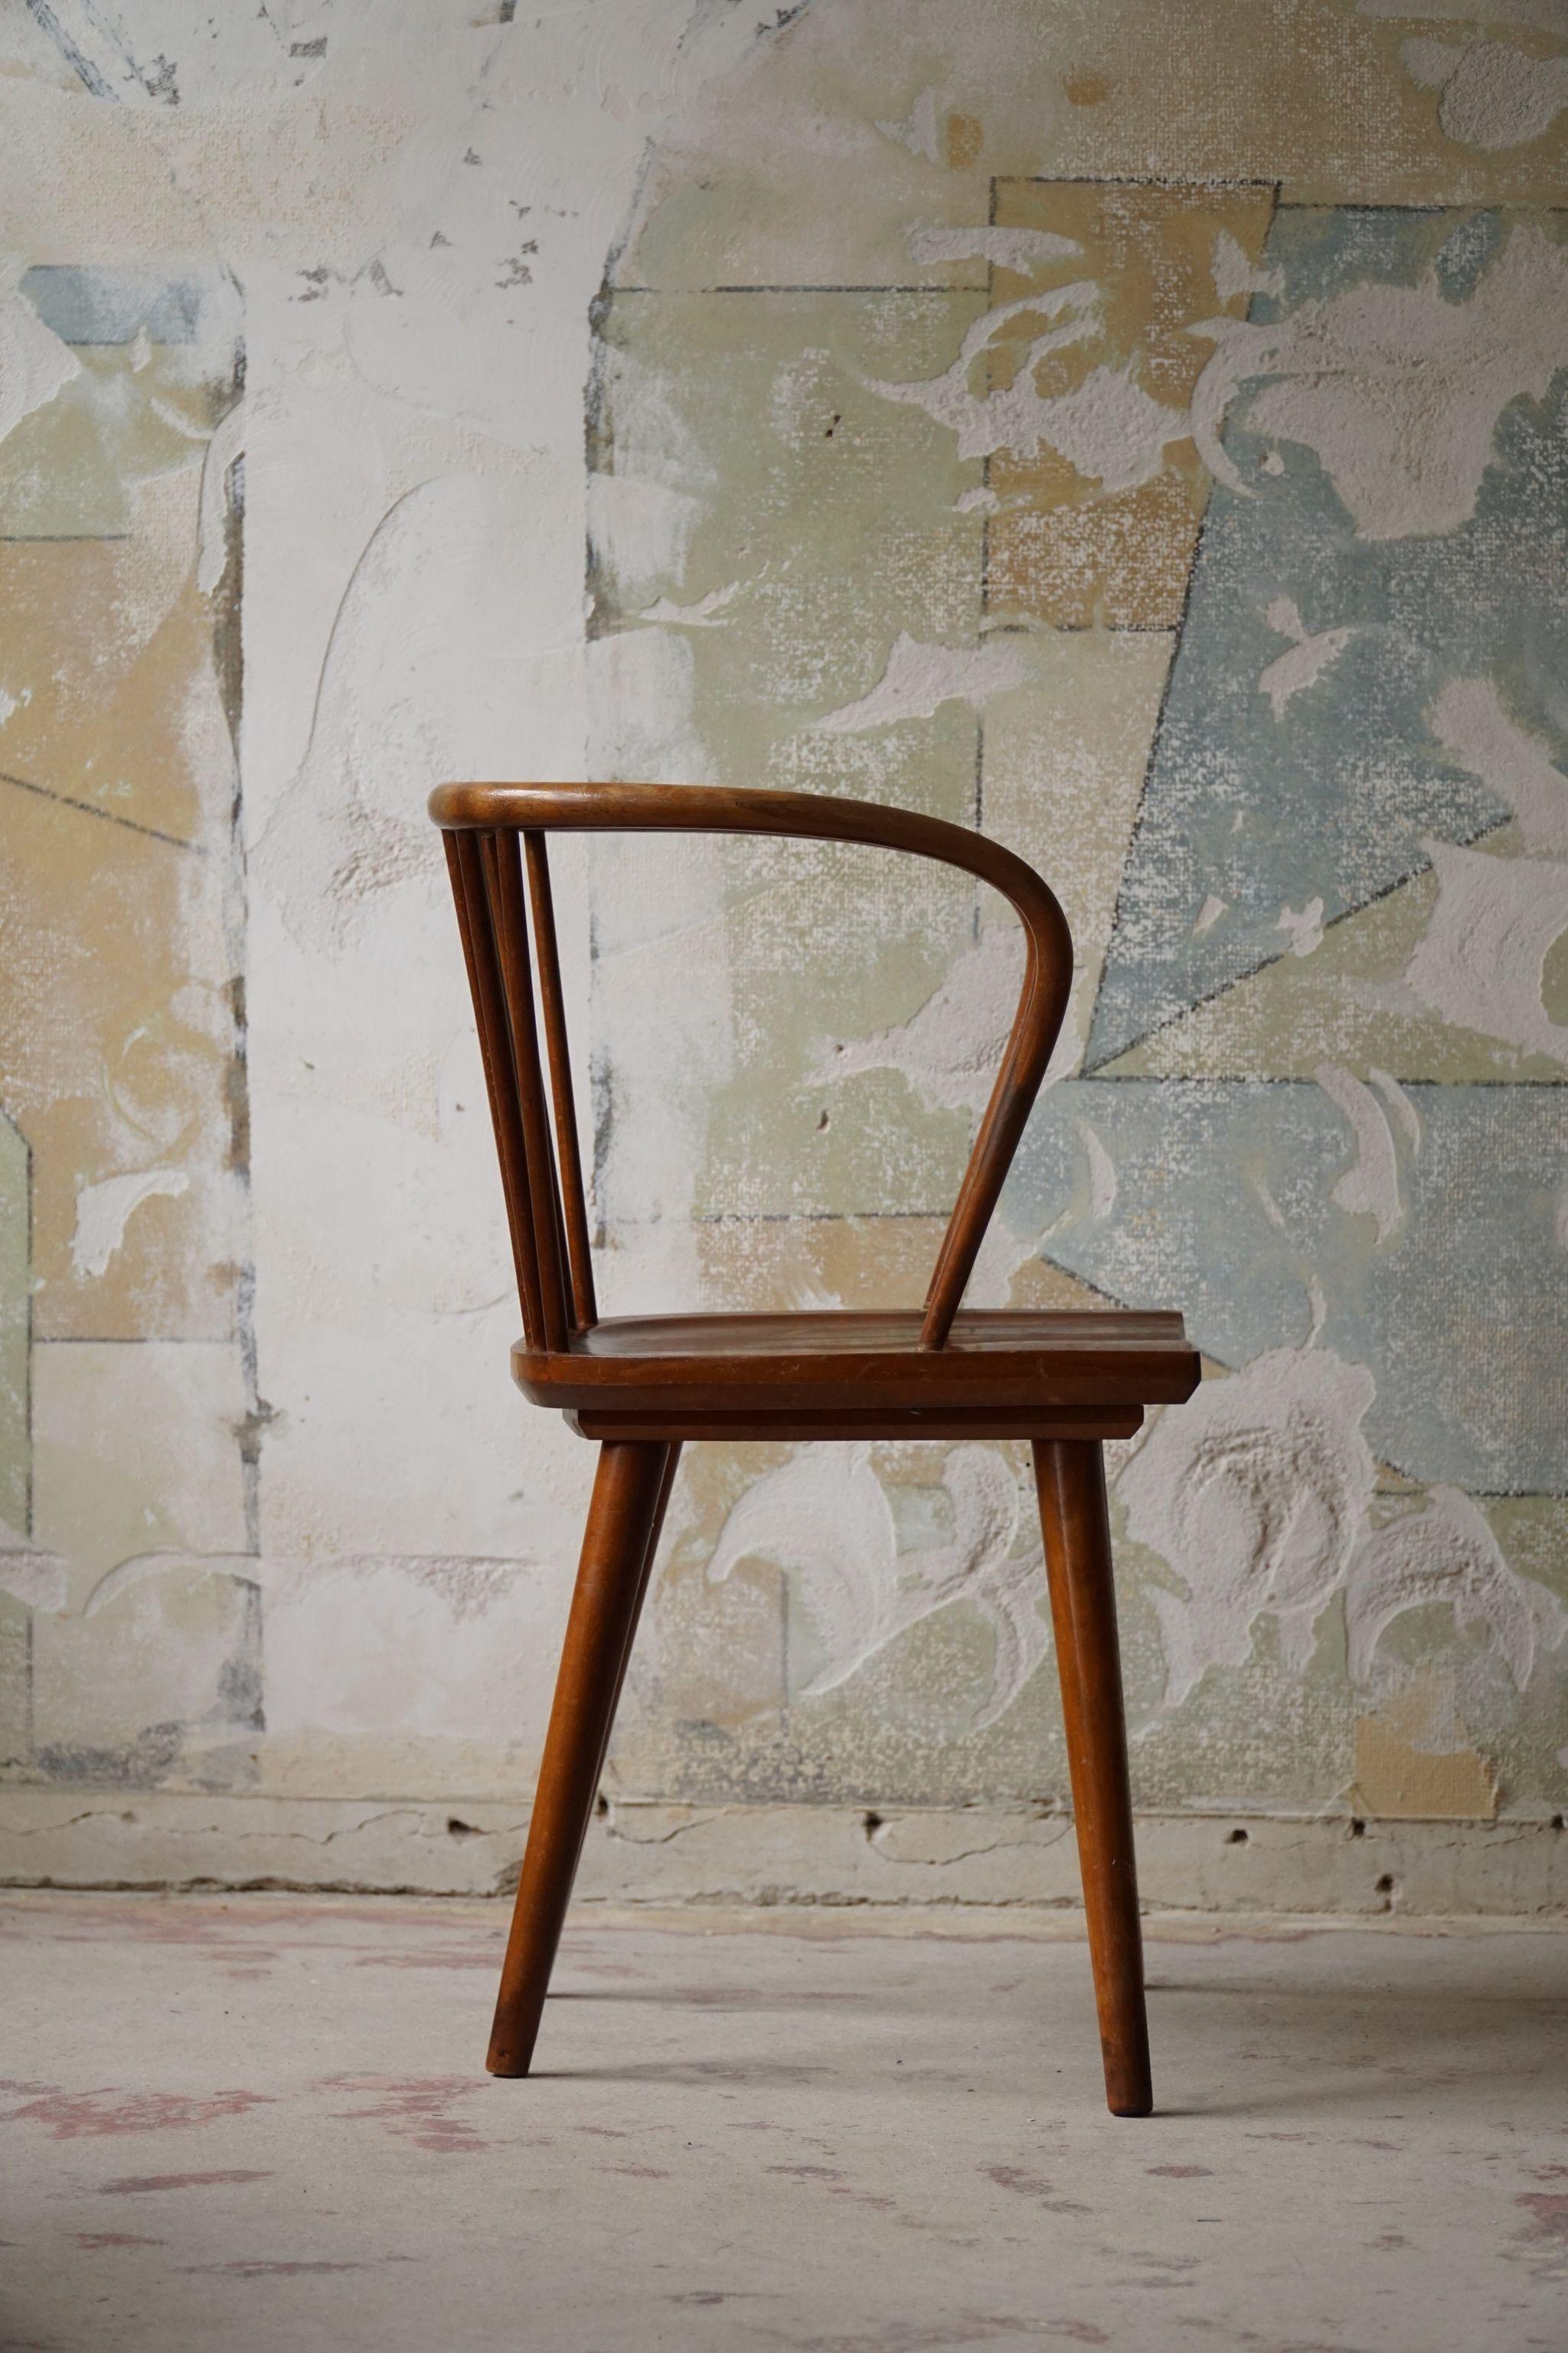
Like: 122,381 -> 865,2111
1034,1438 -> 1152,2117
486,1440 -> 678,2078
434,779 -> 1188,2110
431,779 -> 1072,1348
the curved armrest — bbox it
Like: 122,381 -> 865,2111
430,781 -> 1073,1348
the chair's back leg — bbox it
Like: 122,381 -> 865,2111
487,1439 -> 678,2078
1031,1439 -> 1152,2118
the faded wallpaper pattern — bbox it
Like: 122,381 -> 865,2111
0,1 -> 1565,1869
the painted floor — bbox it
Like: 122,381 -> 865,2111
2,1893 -> 1565,2351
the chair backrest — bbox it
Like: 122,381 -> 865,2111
431,783 -> 1073,1354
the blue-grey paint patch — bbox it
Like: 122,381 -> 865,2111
1086,207 -> 1568,1070
1015,1077 -> 1568,1495
21,267 -> 215,347
1433,210 -> 1507,306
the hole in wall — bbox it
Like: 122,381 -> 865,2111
446,1818 -> 481,1839
594,1793 -> 610,1818
1349,1817 -> 1367,1839
1225,1826 -> 1250,1845
1374,1873 -> 1396,1894
1552,1815 -> 1565,1832
862,1810 -> 884,1839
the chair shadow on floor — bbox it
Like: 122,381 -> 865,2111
1141,1962 -> 1568,2118
528,1946 -> 1568,2120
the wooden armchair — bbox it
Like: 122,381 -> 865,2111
430,781 -> 1199,2115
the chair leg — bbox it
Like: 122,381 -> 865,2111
1031,1438 -> 1152,2118
486,1439 -> 679,2077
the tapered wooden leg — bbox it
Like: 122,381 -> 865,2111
1032,1439 -> 1152,2118
486,1440 -> 678,2077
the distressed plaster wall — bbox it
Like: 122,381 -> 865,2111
0,0 -> 1564,1910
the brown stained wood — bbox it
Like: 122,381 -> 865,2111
513,1310 -> 1197,1416
579,1443 -> 680,1830
563,1309 -> 1187,1360
482,831 -> 571,1354
524,832 -> 597,1331
431,779 -> 1073,1348
1033,1439 -> 1152,2119
433,779 -> 1198,2111
447,832 -> 549,1351
568,1407 -> 1143,1443
487,1440 -> 677,2078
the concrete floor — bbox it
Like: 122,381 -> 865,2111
2,1893 -> 1566,2352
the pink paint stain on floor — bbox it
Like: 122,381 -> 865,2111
4,1895 -> 1566,2348
181,2260 -> 370,2279
99,2169 -> 274,2197
982,2163 -> 1092,2214
352,1951 -> 498,1971
318,2074 -> 491,2154
1517,2193 -> 1568,2244
2,2087 -> 275,2139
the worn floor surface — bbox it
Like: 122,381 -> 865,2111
2,1893 -> 1565,2351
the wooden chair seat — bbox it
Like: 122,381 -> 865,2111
430,776 -> 1201,2116
518,1309 -> 1198,1436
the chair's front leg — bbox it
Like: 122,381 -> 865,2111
486,1439 -> 678,2077
1031,1439 -> 1152,2117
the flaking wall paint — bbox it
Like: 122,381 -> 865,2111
0,0 -> 1564,1885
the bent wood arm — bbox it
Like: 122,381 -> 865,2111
430,781 -> 1073,1349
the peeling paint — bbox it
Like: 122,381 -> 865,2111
1428,675 -> 1568,851
910,225 -> 1081,272
812,632 -> 1027,732
70,1168 -> 190,1281
1348,1488 -> 1568,1691
1402,36 -> 1568,149
0,270 -> 79,445
0,1521 -> 67,1614
1190,222 -> 1568,537
867,283 -> 1187,489
1211,229 -> 1282,304
637,581 -> 740,627
1275,897 -> 1325,956
813,923 -> 1024,1115
708,1443 -> 1050,1729
1403,838 -> 1568,1064
1315,1063 -> 1406,1243
1258,596 -> 1358,720
874,86 -> 943,164
1118,1346 -> 1379,1708
195,398 -> 243,597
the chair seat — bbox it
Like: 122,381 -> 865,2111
514,1309 -> 1200,1434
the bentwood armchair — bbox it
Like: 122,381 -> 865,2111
430,781 -> 1199,2116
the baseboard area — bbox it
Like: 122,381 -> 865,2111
2,1791 -> 1566,1917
